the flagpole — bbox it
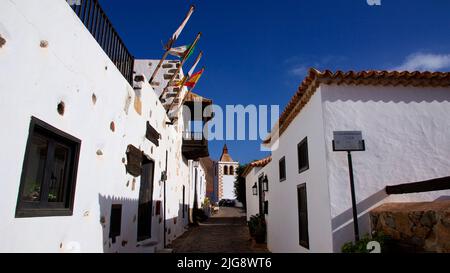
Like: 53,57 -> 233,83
159,32 -> 201,100
169,67 -> 205,116
148,5 -> 195,84
178,51 -> 203,92
148,51 -> 170,84
165,52 -> 203,114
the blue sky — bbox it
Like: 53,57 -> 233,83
99,0 -> 450,165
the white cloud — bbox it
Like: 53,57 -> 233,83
286,55 -> 347,77
392,53 -> 450,71
290,65 -> 309,76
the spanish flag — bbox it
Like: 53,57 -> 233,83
184,68 -> 204,88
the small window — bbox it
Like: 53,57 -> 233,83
297,184 -> 309,249
16,117 -> 81,218
298,137 -> 309,174
264,200 -> 269,215
109,204 -> 122,243
279,157 -> 286,181
137,158 -> 154,242
182,185 -> 186,218
229,166 -> 234,175
223,165 -> 228,175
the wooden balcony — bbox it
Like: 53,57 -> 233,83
182,132 -> 209,160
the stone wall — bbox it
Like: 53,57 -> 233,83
370,201 -> 450,253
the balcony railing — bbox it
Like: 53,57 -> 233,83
183,131 -> 205,141
182,131 -> 209,159
67,0 -> 134,84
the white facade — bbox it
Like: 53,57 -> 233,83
0,0 -> 207,253
322,84 -> 450,252
245,166 -> 266,221
265,79 -> 450,253
215,145 -> 239,201
266,88 -> 333,253
219,162 -> 239,200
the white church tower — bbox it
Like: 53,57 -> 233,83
217,145 -> 239,200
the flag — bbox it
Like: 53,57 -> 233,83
184,68 -> 204,88
168,45 -> 189,58
168,44 -> 195,59
187,51 -> 202,76
164,5 -> 195,50
173,51 -> 203,87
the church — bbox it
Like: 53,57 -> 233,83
210,145 -> 239,203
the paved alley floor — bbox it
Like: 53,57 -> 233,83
170,207 -> 269,253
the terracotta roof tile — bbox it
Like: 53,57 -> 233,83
184,91 -> 212,104
219,144 -> 235,162
242,156 -> 272,177
264,69 -> 450,144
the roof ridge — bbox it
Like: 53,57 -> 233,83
263,69 -> 450,144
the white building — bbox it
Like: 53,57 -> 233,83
0,0 -> 211,253
243,156 -> 271,221
216,145 -> 239,201
262,69 -> 450,253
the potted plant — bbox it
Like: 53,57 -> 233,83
254,218 -> 266,244
248,214 -> 266,243
248,214 -> 260,238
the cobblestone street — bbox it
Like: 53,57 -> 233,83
171,207 -> 268,253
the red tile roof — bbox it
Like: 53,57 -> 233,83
219,144 -> 234,162
264,69 -> 450,144
242,156 -> 272,177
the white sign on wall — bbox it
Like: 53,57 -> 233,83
333,131 -> 365,151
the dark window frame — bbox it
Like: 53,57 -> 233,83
297,183 -> 310,249
109,204 -> 122,243
279,156 -> 286,182
15,117 -> 81,218
223,165 -> 228,175
258,174 -> 265,216
297,137 -> 309,174
182,185 -> 186,218
137,156 -> 155,242
264,200 -> 269,215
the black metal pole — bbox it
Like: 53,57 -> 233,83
347,151 -> 360,242
163,150 -> 168,248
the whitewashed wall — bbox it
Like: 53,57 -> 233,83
321,84 -> 450,252
0,0 -> 200,253
245,167 -> 262,221
218,162 -> 239,200
267,88 -> 333,253
188,161 -> 207,210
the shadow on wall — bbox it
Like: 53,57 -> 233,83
322,85 -> 450,103
332,186 -> 450,252
99,194 -> 189,252
165,203 -> 190,247
331,188 -> 388,252
98,194 -> 139,253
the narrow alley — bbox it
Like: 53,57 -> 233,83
170,208 -> 268,253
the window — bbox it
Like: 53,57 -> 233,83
258,175 -> 264,215
229,166 -> 234,175
297,137 -> 309,174
182,185 -> 186,218
16,117 -> 81,218
279,157 -> 286,181
109,204 -> 122,243
297,184 -> 309,249
223,165 -> 228,175
264,200 -> 269,215
137,157 -> 155,242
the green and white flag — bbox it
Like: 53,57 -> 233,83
168,44 -> 196,59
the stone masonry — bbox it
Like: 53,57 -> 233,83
370,201 -> 450,253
